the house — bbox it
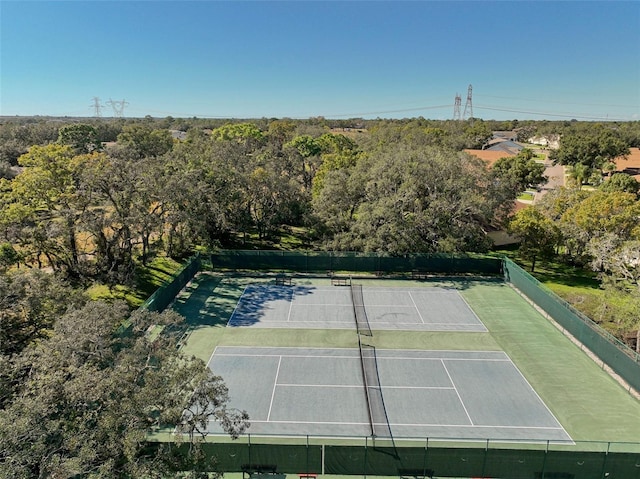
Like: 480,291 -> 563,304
485,139 -> 524,156
527,134 -> 560,149
613,147 -> 640,182
463,149 -> 515,168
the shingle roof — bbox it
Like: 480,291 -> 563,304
464,149 -> 515,167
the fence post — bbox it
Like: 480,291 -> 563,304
481,439 -> 489,478
364,436 -> 368,479
422,438 -> 429,479
599,442 -> 610,479
540,440 -> 549,479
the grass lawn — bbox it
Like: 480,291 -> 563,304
517,192 -> 535,201
86,255 -> 185,308
498,250 -> 639,347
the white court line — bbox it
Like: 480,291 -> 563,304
212,352 -> 361,359
217,419 -> 370,426
407,291 -> 425,323
286,288 -> 294,322
205,345 -> 220,369
504,358 -> 572,440
380,385 -> 455,390
206,348 -> 571,440
291,303 -> 355,307
204,416 -> 566,432
441,359 -> 474,426
242,319 -> 482,326
456,291 -> 488,332
379,422 -> 567,431
212,349 -> 508,361
381,356 -> 510,362
278,383 -> 363,388
226,285 -> 250,327
266,356 -> 282,422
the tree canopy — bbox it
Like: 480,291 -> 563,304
0,300 -> 248,478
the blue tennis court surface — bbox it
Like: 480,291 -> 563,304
206,346 -> 571,443
227,285 -> 487,332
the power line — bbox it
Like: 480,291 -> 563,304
101,101 -> 638,121
477,94 -> 638,109
474,105 -> 633,122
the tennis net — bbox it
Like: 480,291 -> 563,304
357,335 -> 375,437
358,339 -> 394,440
350,284 -> 372,337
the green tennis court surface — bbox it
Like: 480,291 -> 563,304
206,346 -> 571,442
228,285 -> 486,332
173,273 -> 640,446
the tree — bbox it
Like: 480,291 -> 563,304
211,122 -> 265,150
463,120 -> 493,149
550,129 -> 629,171
1,144 -> 91,276
0,242 -> 20,271
311,133 -> 361,197
57,123 -> 101,154
316,144 -> 513,254
600,173 -> 640,196
116,124 -> 174,159
508,206 -> 561,272
589,235 -> 640,294
0,301 -> 248,478
0,269 -> 85,360
566,163 -> 591,189
491,153 -> 547,194
244,165 -> 298,240
78,152 -> 149,281
561,190 -> 640,242
587,235 -> 640,352
161,136 -> 242,252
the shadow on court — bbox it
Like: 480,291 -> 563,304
409,276 -> 504,291
229,285 -> 315,327
173,275 -> 236,327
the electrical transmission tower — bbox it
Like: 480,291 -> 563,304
90,97 -> 104,117
106,98 -> 129,118
462,84 -> 473,120
453,93 -> 462,120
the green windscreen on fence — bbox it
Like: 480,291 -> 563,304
149,439 -> 640,478
210,250 -> 503,276
503,258 -> 640,394
140,253 -> 202,313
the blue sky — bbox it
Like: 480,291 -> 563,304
1,1 -> 639,120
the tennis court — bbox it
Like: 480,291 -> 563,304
205,346 -> 571,442
227,284 -> 486,332
162,257 -> 640,477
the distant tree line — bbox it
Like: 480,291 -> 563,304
0,117 -> 553,281
1,116 -> 639,474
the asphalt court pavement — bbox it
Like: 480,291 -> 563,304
206,346 -> 572,442
227,285 -> 487,332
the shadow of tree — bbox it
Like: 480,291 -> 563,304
227,285 -> 315,327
